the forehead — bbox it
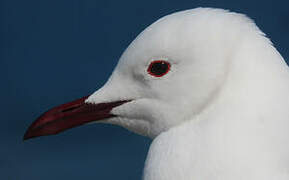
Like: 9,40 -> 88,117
117,8 -> 252,70
118,13 -> 199,67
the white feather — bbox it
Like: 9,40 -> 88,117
86,8 -> 289,179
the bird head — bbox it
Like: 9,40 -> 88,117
24,8 -> 277,139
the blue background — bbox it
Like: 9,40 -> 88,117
1,0 -> 289,179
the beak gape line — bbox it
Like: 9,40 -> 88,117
23,96 -> 130,140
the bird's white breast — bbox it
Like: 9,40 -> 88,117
143,117 -> 289,180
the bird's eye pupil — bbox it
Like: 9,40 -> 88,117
147,60 -> 171,77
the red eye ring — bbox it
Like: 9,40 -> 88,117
147,60 -> 171,77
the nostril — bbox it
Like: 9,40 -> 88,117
61,104 -> 83,113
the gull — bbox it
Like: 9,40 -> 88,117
24,8 -> 289,180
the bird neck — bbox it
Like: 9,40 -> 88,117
144,114 -> 289,180
143,39 -> 289,180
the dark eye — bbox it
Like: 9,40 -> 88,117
147,60 -> 171,77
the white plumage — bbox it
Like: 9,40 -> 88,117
85,8 -> 289,179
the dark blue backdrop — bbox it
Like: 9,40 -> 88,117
1,0 -> 289,179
